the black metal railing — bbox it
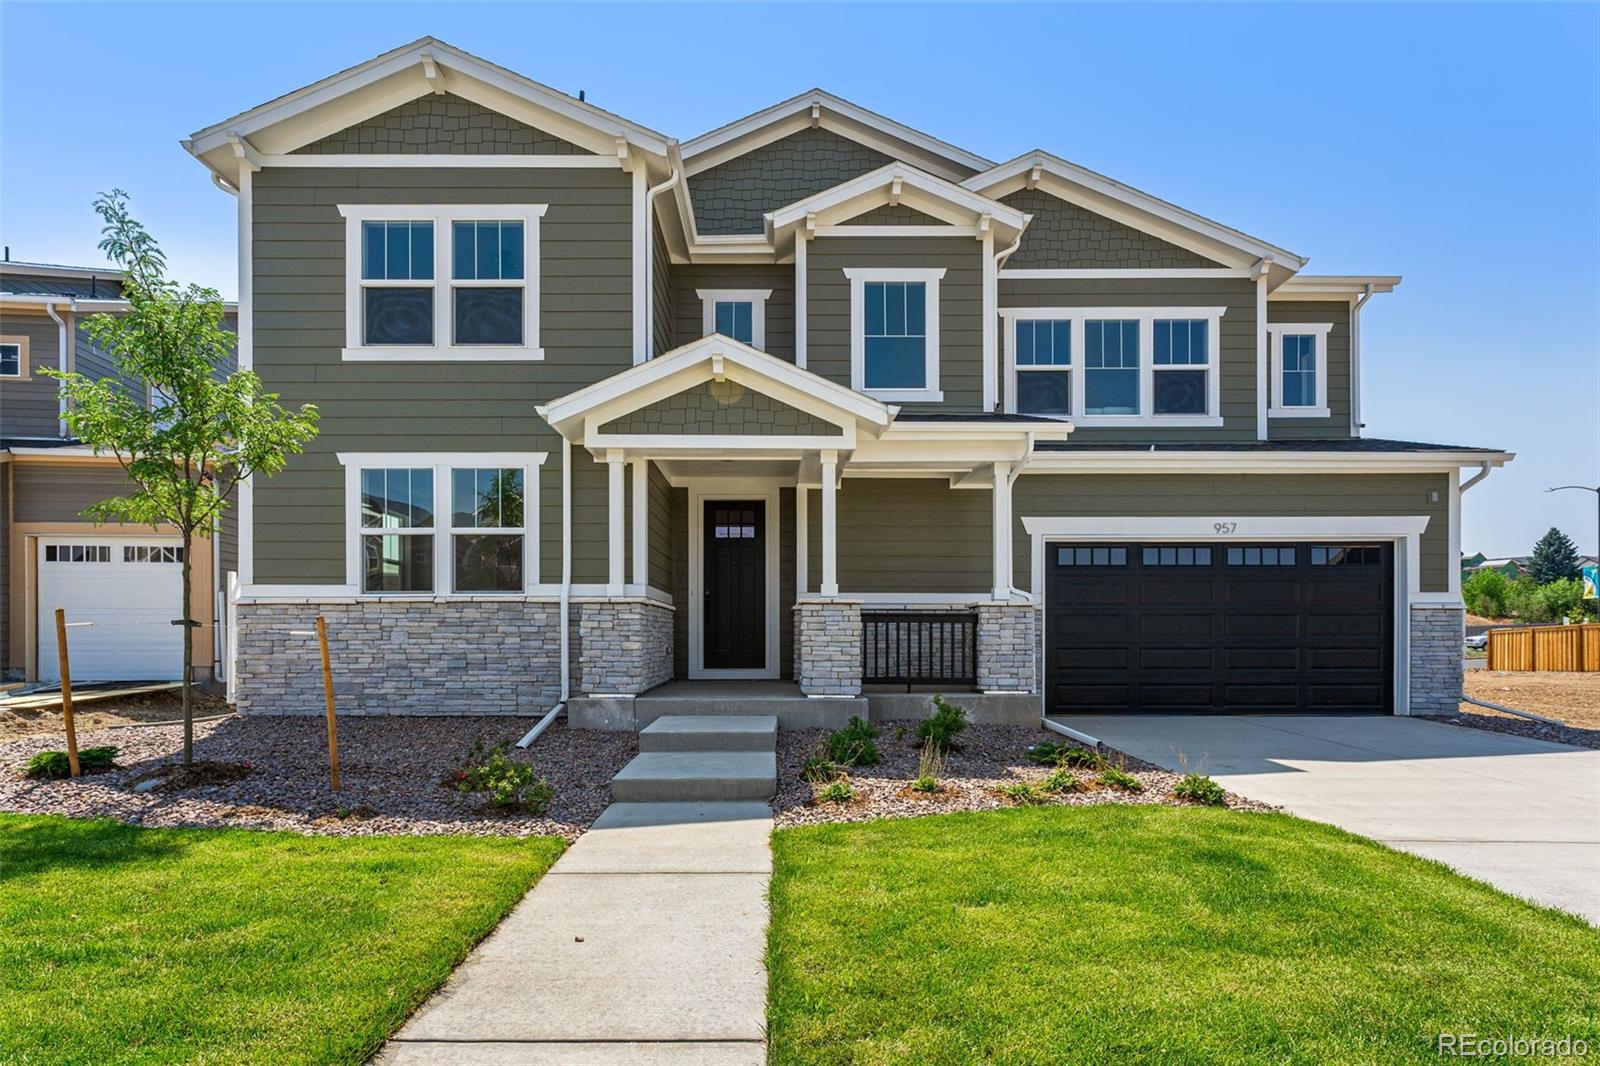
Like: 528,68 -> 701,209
861,611 -> 978,690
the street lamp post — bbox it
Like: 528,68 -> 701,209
1546,484 -> 1600,575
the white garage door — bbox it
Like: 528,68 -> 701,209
37,537 -> 187,682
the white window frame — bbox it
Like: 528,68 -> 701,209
339,205 -> 547,362
0,336 -> 28,378
844,267 -> 945,403
697,289 -> 772,349
1267,323 -> 1332,418
337,452 -> 546,597
1000,307 -> 1225,426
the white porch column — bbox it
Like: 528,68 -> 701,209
820,450 -> 838,597
795,484 -> 809,598
631,457 -> 648,590
992,462 -> 1012,600
607,450 -> 625,595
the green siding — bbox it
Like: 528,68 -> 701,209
844,204 -> 942,226
670,263 -> 795,360
651,218 -> 674,357
999,276 -> 1258,442
646,461 -> 673,592
1268,300 -> 1353,440
807,236 -> 984,412
670,486 -> 689,675
599,380 -> 841,436
250,165 -> 633,585
293,93 -> 593,155
805,479 -> 992,594
1001,188 -> 1222,269
688,127 -> 891,235
1011,473 -> 1451,593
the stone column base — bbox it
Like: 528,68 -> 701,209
1409,604 -> 1465,716
977,603 -> 1037,693
794,600 -> 862,696
578,599 -> 674,695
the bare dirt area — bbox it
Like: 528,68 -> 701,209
0,714 -> 635,838
1,688 -> 234,738
774,723 -> 1275,829
1451,670 -> 1600,749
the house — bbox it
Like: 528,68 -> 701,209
1463,554 -> 1599,580
186,37 -> 1511,723
0,258 -> 237,685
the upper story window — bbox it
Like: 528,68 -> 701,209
1002,307 -> 1225,426
0,337 -> 28,377
339,205 -> 546,363
1268,323 -> 1332,418
844,268 -> 944,403
697,289 -> 771,348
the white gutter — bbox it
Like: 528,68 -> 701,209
559,436 -> 573,706
211,172 -> 239,197
1041,716 -> 1102,749
1008,431 -> 1036,487
1460,461 -> 1494,492
1460,694 -> 1563,727
642,157 -> 683,359
1350,282 -> 1375,436
43,300 -> 69,437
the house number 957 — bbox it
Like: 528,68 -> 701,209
1213,522 -> 1238,534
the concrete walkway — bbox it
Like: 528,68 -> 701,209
380,801 -> 773,1065
1059,714 -> 1600,924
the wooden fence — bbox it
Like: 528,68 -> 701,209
1486,623 -> 1600,671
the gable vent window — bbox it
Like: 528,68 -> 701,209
1014,319 -> 1071,417
452,220 -> 525,346
698,290 -> 770,348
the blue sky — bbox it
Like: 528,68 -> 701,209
2,2 -> 1596,557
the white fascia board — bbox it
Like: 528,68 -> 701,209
880,421 -> 1073,441
1272,275 -> 1402,300
1022,450 -> 1514,474
1022,515 -> 1431,538
965,150 -> 1306,271
767,162 -> 1027,233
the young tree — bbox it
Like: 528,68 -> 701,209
1528,526 -> 1581,585
44,190 -> 319,765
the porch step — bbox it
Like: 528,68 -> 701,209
639,715 -> 778,753
633,695 -> 867,731
610,751 -> 778,803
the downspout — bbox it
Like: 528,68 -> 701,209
991,230 -> 1025,413
642,153 -> 682,361
1349,282 -> 1375,436
1460,461 -> 1493,493
519,433 -> 574,750
44,300 -> 68,437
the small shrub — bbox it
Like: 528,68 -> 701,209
998,781 -> 1046,805
1173,772 -> 1226,806
911,738 -> 944,793
916,695 -> 969,753
816,779 -> 855,804
1041,768 -> 1083,794
26,746 -> 117,779
1024,740 -> 1064,765
827,717 -> 880,767
453,740 -> 554,812
1057,745 -> 1106,770
800,754 -> 845,783
1098,764 -> 1144,793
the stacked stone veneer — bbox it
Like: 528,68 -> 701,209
795,601 -> 862,696
977,604 -> 1038,693
578,600 -> 674,695
1408,605 -> 1465,717
233,600 -> 565,716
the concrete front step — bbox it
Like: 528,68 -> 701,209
632,696 -> 866,731
640,715 -> 778,753
611,751 -> 778,803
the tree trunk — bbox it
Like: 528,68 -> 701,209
180,534 -> 194,766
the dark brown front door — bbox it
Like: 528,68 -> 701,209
703,500 -> 766,670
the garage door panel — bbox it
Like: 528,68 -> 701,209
1138,684 -> 1215,709
1146,581 -> 1216,607
1050,613 -> 1131,640
1304,614 -> 1384,638
1308,685 -> 1386,710
1223,684 -> 1300,709
1224,613 -> 1301,639
1056,579 -> 1133,606
1224,646 -> 1301,671
1140,646 -> 1213,670
1307,583 -> 1387,608
1307,647 -> 1386,671
1052,684 -> 1133,710
1139,612 -> 1217,640
1222,580 -> 1302,606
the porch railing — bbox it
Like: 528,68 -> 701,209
861,611 -> 978,690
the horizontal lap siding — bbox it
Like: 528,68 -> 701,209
647,461 -> 673,592
671,264 -> 794,360
0,312 -> 61,439
808,478 -> 991,594
251,166 -> 633,586
1011,473 -> 1450,593
808,236 -> 984,412
1268,300 -> 1353,439
999,277 -> 1258,441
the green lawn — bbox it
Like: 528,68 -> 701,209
769,806 -> 1600,1065
0,814 -> 565,1065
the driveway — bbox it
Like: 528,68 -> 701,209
1056,714 -> 1600,925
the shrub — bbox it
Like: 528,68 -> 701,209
911,738 -> 944,793
1041,768 -> 1083,794
1172,772 -> 1227,806
916,696 -> 968,753
997,781 -> 1046,805
816,779 -> 855,804
1098,764 -> 1144,792
453,740 -> 554,812
26,746 -> 117,778
1023,739 -> 1104,769
827,717 -> 880,767
800,754 -> 845,784
1462,567 -> 1511,618
1024,740 -> 1064,765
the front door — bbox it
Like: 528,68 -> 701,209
703,500 -> 766,669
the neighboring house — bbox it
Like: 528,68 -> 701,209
0,259 -> 238,684
187,37 -> 1511,721
1463,554 -> 1599,580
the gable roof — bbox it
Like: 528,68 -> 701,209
185,37 -> 673,186
682,88 -> 993,184
766,162 -> 1030,251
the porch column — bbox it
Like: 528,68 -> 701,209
795,484 -> 809,597
607,450 -> 625,596
992,462 -> 1012,600
820,450 -> 838,597
631,457 -> 648,589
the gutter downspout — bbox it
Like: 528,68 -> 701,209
1460,461 -> 1493,493
642,153 -> 683,361
44,300 -> 69,437
1350,282 -> 1375,437
991,230 -> 1025,413
518,430 -> 575,750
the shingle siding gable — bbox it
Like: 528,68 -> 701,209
689,127 -> 892,235
293,93 -> 594,155
1001,188 -> 1221,269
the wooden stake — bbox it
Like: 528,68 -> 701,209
54,608 -> 80,778
315,615 -> 340,791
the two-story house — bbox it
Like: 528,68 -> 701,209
0,259 -> 238,686
187,38 -> 1510,724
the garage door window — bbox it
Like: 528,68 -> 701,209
1056,547 -> 1127,566
1312,545 -> 1382,566
1227,546 -> 1296,566
1142,546 -> 1213,566
125,545 -> 184,564
45,544 -> 111,563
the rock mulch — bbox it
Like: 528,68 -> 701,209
774,723 -> 1275,828
1427,711 -> 1600,751
0,715 -> 634,839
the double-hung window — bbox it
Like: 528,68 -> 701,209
1152,318 -> 1210,415
845,268 -> 944,402
1013,319 -> 1072,417
1268,323 -> 1332,418
1084,319 -> 1140,415
697,289 -> 771,348
0,337 -> 27,378
340,205 -> 545,361
341,453 -> 545,596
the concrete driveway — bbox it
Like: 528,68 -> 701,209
1056,714 -> 1600,925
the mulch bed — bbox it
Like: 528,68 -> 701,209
1426,711 -> 1600,751
774,723 -> 1274,828
0,715 -> 635,839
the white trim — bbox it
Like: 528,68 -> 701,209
335,451 -> 546,597
1022,449 -> 1514,475
1273,275 -> 1401,299
1000,268 -> 1249,280
1446,468 -> 1462,600
769,163 -> 1026,235
258,153 -> 620,168
845,266 -> 945,403
819,453 -> 838,597
697,289 -> 772,349
795,485 -> 809,597
237,167 -> 254,584
794,235 -> 808,368
607,452 -> 626,595
687,482 -> 782,679
980,229 -> 997,412
1255,273 -> 1269,440
631,457 -> 648,589
632,167 -> 648,364
814,225 -> 978,238
991,463 -> 1012,600
337,204 -> 546,362
1267,322 -> 1333,419
803,591 -> 1018,606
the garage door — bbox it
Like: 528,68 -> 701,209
37,537 -> 186,682
1045,542 -> 1393,714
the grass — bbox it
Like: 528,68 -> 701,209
768,806 -> 1600,1065
0,814 -> 565,1065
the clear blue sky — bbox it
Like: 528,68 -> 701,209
3,2 -> 1596,557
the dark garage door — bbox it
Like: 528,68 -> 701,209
1046,543 -> 1393,714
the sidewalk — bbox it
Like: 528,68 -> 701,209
380,801 -> 773,1065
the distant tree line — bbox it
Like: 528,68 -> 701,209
1464,527 -> 1594,623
